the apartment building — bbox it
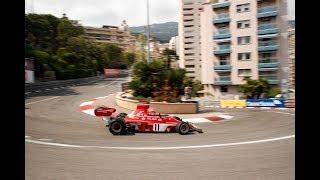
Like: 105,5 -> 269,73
179,0 -> 206,80
169,36 -> 180,56
200,0 -> 288,99
288,28 -> 295,90
83,20 -> 136,52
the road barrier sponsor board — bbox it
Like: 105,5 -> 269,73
246,99 -> 285,107
220,100 -> 246,108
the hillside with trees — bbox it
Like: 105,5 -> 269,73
25,13 -> 136,80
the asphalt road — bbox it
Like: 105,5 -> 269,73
25,77 -> 295,180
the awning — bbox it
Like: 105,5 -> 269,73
214,38 -> 231,42
258,33 -> 279,39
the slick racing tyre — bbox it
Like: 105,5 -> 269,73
115,113 -> 127,119
109,119 -> 126,135
176,122 -> 190,135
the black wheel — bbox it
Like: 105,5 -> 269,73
116,113 -> 127,119
176,122 -> 190,135
109,119 -> 126,135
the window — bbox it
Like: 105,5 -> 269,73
185,42 -> 194,45
185,48 -> 194,50
237,3 -> 250,13
238,69 -> 251,76
185,65 -> 195,68
237,20 -> 250,29
185,36 -> 194,39
183,8 -> 193,11
184,14 -> 193,16
184,19 -> 194,22
220,86 -> 228,93
185,53 -> 195,56
184,25 -> 194,28
238,36 -> 251,45
238,53 -> 251,60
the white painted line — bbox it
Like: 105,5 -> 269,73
217,115 -> 234,119
25,136 -> 30,139
183,118 -> 212,124
99,79 -> 119,88
25,96 -> 60,105
35,90 -> 41,93
45,89 -> 51,91
267,111 -> 295,116
80,101 -> 94,107
38,138 -> 52,141
25,135 -> 295,150
82,109 -> 95,116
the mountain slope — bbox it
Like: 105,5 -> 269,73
130,22 -> 178,43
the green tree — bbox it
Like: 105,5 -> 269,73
98,43 -> 124,69
56,18 -> 84,47
161,48 -> 178,69
239,77 -> 271,99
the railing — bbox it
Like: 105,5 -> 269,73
215,28 -> 230,35
258,6 -> 277,13
259,75 -> 279,84
215,13 -> 229,20
215,76 -> 231,81
258,41 -> 278,47
216,60 -> 230,65
259,59 -> 278,63
212,0 -> 230,9
216,44 -> 230,50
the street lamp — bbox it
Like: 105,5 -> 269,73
146,0 -> 151,63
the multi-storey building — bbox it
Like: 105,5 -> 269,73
179,0 -> 206,80
169,36 -> 180,56
200,0 -> 288,99
83,20 -> 136,52
288,28 -> 295,90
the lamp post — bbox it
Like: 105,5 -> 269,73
146,0 -> 151,63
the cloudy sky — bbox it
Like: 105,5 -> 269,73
25,0 -> 295,27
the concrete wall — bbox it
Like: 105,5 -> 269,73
115,93 -> 198,114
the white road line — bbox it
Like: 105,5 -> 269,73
25,136 -> 30,139
99,79 -> 119,88
38,138 -> 52,141
25,96 -> 60,105
267,111 -> 295,116
25,135 -> 294,150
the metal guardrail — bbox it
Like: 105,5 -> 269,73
25,76 -> 104,92
25,70 -> 130,93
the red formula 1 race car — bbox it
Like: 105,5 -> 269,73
94,104 -> 203,135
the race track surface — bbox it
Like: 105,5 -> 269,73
25,77 -> 295,180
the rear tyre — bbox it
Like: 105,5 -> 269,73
176,122 -> 190,135
109,119 -> 126,135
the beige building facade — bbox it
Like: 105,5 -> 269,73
179,0 -> 206,80
83,20 -> 136,52
288,28 -> 295,90
200,0 -> 288,99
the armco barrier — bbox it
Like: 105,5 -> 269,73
246,98 -> 285,107
115,92 -> 198,114
220,100 -> 246,108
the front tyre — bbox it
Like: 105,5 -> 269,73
176,122 -> 190,135
116,113 -> 127,119
109,119 -> 126,135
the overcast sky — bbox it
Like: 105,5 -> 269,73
25,0 -> 295,27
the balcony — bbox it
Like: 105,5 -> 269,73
258,6 -> 278,18
258,41 -> 279,51
259,75 -> 279,84
214,61 -> 231,72
215,76 -> 232,85
213,28 -> 231,39
258,24 -> 279,35
214,44 -> 231,55
212,1 -> 230,9
258,59 -> 279,71
213,13 -> 230,24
